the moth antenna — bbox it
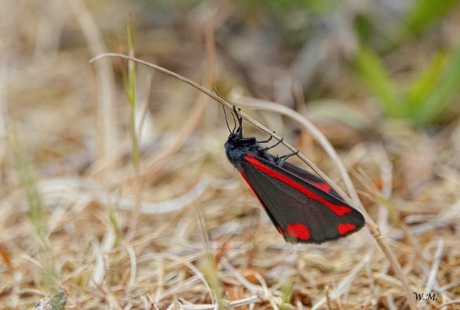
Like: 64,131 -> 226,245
213,88 -> 236,134
232,106 -> 243,134
232,114 -> 238,132
222,106 -> 232,133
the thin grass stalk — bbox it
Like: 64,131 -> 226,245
91,53 -> 417,310
9,131 -> 59,294
124,16 -> 143,237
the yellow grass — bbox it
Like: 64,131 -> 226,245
1,1 -> 459,309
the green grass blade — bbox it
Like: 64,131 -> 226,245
405,51 -> 447,112
355,47 -> 403,117
405,0 -> 460,34
9,131 -> 58,289
415,45 -> 460,125
10,132 -> 47,242
126,14 -> 140,172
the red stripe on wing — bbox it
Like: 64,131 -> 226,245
307,181 -> 332,193
244,155 -> 352,216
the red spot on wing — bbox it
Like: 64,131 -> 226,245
245,155 -> 351,216
286,223 -> 310,240
338,223 -> 357,235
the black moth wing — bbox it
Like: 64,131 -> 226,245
277,160 -> 341,199
224,107 -> 364,244
238,154 -> 365,244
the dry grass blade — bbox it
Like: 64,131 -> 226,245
312,251 -> 372,309
4,3 -> 459,307
423,240 -> 443,296
229,96 -> 417,309
90,53 -> 295,155
90,52 -> 423,309
67,0 -> 117,182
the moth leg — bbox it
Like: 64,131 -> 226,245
257,135 -> 273,144
277,150 -> 300,167
259,137 -> 283,152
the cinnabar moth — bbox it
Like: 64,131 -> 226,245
224,107 -> 365,244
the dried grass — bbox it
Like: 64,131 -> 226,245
1,1 -> 460,309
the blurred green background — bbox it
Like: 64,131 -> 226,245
127,0 -> 460,127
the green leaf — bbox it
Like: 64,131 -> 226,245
405,0 -> 460,34
355,47 -> 403,117
405,51 -> 447,112
416,45 -> 460,125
